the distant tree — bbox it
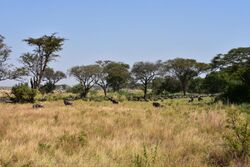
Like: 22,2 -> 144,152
95,60 -> 111,97
69,65 -> 100,98
0,35 -> 24,81
19,34 -> 65,89
152,76 -> 181,95
39,68 -> 66,93
188,77 -> 205,94
211,47 -> 250,85
211,47 -> 250,103
131,61 -> 161,99
0,35 -> 12,81
203,72 -> 228,94
105,62 -> 130,92
43,67 -> 66,85
165,58 -> 208,95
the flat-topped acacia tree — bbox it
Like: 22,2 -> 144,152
19,34 -> 65,89
165,58 -> 208,96
131,61 -> 161,100
69,65 -> 101,98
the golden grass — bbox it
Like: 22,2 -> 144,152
0,99 -> 247,167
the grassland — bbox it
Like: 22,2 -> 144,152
0,97 -> 248,167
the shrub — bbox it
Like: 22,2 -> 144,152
11,83 -> 37,103
39,82 -> 56,94
221,82 -> 250,103
67,84 -> 83,94
224,108 -> 250,161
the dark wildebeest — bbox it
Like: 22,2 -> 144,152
152,102 -> 163,108
33,104 -> 44,108
108,97 -> 119,104
64,99 -> 73,106
198,96 -> 203,101
188,97 -> 194,103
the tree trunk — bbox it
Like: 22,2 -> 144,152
181,82 -> 187,96
143,83 -> 148,100
80,88 -> 90,98
103,87 -> 107,97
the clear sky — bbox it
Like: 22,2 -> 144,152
1,0 -> 250,86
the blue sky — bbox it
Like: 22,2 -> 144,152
1,0 -> 250,85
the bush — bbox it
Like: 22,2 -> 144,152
221,82 -> 250,103
67,84 -> 83,94
11,83 -> 37,103
224,108 -> 250,161
39,82 -> 56,94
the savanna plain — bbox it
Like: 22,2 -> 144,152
0,93 -> 249,167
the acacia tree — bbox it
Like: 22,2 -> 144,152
210,47 -> 250,103
0,35 -> 24,81
211,47 -> 250,85
43,67 -> 66,85
131,61 -> 161,100
95,60 -> 111,97
0,35 -> 12,81
165,58 -> 208,95
105,62 -> 130,92
19,34 -> 65,89
69,65 -> 101,98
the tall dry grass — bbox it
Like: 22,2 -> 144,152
0,99 -> 248,166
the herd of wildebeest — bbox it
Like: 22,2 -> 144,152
29,93 -> 212,109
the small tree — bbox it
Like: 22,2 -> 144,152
95,60 -> 111,97
19,34 -> 65,89
69,65 -> 100,98
165,58 -> 208,95
131,61 -> 161,100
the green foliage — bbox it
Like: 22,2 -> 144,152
67,84 -> 83,94
152,77 -> 181,95
203,72 -> 228,94
211,47 -> 250,103
224,108 -> 250,160
11,83 -> 37,103
132,143 -> 159,167
43,67 -> 66,84
69,64 -> 101,98
188,77 -> 204,93
222,82 -> 250,103
165,58 -> 208,95
105,62 -> 130,92
131,61 -> 161,99
20,34 -> 65,89
39,82 -> 56,94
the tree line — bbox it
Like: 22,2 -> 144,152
0,34 -> 249,103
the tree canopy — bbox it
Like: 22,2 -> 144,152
20,34 -> 65,89
165,58 -> 208,95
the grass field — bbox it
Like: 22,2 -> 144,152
0,98 -> 248,167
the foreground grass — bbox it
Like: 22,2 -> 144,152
0,99 -> 248,166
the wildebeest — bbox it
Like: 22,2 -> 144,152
188,97 -> 194,103
152,102 -> 163,108
107,97 -> 119,104
198,96 -> 203,101
33,104 -> 44,108
64,99 -> 73,106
